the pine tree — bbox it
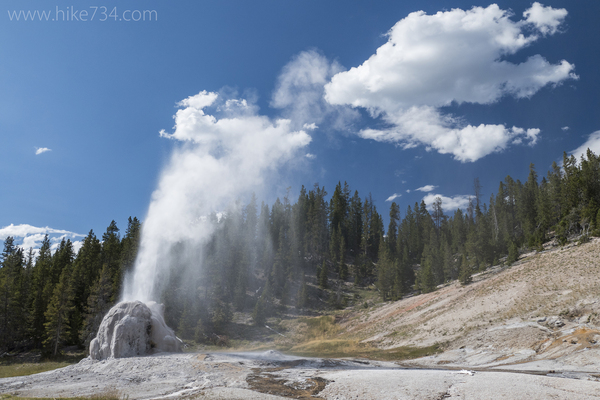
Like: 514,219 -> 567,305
458,254 -> 472,285
387,202 -> 400,258
68,230 -> 102,345
44,266 -> 74,356
0,238 -> 26,351
417,258 -> 436,293
29,235 -> 53,348
338,235 -> 347,280
507,242 -> 519,265
376,239 -> 392,300
441,238 -> 456,281
119,217 -> 141,284
296,272 -> 308,309
177,300 -> 199,340
101,221 -> 122,303
319,261 -> 328,289
252,281 -> 271,326
347,191 -> 363,256
80,264 -> 113,348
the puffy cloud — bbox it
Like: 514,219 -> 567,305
569,131 -> 600,162
0,224 -> 84,253
562,126 -> 570,132
524,2 -> 568,35
416,185 -> 437,192
35,147 -> 51,155
386,193 -> 402,202
0,223 -> 76,238
325,4 -> 576,162
271,50 -> 358,131
422,193 -> 472,211
123,91 -> 311,302
305,153 -> 317,159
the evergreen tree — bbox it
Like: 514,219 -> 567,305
81,264 -> 113,348
120,217 -> 141,283
338,235 -> 348,280
319,261 -> 328,289
252,281 -> 272,326
441,237 -> 456,281
44,266 -> 74,356
431,196 -> 444,231
417,258 -> 436,293
296,272 -> 308,309
458,254 -> 472,285
68,230 -> 102,346
507,242 -> 519,265
101,220 -> 122,303
347,191 -> 363,256
0,238 -> 26,351
387,202 -> 400,258
29,235 -> 53,348
376,238 -> 392,300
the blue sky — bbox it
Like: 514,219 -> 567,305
1,0 -> 599,252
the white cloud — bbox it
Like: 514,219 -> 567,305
524,2 -> 568,35
0,223 -> 84,254
386,193 -> 402,202
0,223 -> 76,238
569,131 -> 600,162
562,126 -> 570,132
305,153 -> 317,159
271,50 -> 358,131
324,4 -> 576,162
416,184 -> 437,192
406,189 -> 411,193
35,147 -> 51,155
422,193 -> 472,211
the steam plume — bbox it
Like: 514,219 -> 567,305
121,91 -> 311,303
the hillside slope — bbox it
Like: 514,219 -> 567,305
339,238 -> 600,371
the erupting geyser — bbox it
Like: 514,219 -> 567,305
90,301 -> 181,360
89,91 -> 310,359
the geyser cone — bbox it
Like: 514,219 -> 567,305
90,301 -> 181,360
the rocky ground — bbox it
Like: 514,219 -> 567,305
2,350 -> 600,399
341,238 -> 600,369
1,238 -> 600,399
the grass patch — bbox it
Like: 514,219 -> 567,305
287,339 -> 442,361
0,362 -> 72,379
0,349 -> 86,379
282,314 -> 442,361
298,315 -> 340,340
0,391 -> 122,400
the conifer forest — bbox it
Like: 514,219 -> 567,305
1,150 -> 599,356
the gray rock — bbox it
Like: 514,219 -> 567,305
90,301 -> 181,360
554,320 -> 565,328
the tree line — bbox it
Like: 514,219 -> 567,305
1,149 -> 599,354
0,218 -> 140,356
